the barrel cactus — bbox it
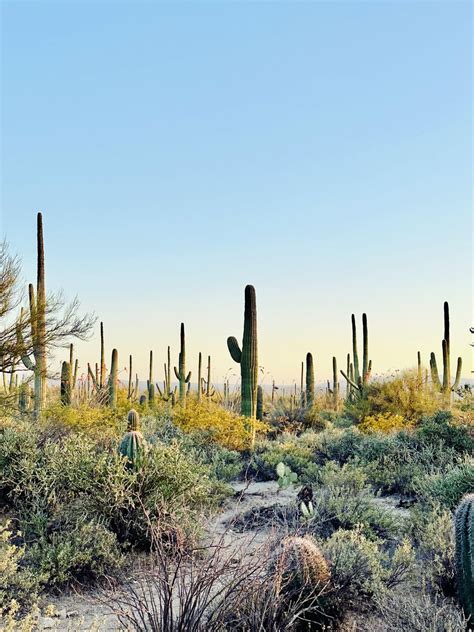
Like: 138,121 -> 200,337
274,536 -> 330,593
119,409 -> 146,469
454,493 -> 474,619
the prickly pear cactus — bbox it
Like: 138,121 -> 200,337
274,535 -> 330,591
276,462 -> 298,489
454,493 -> 474,619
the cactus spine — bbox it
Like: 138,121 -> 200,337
174,323 -> 191,404
108,349 -> 118,407
305,352 -> 314,407
454,494 -> 474,619
430,301 -> 462,395
275,536 -> 330,591
227,284 -> 258,421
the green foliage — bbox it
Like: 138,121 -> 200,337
323,527 -> 415,613
417,459 -> 474,509
24,521 -> 122,589
0,423 -> 222,590
345,369 -> 441,423
0,521 -> 41,611
413,503 -> 456,596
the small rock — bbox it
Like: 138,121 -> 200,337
40,617 -> 56,629
57,609 -> 67,619
66,610 -> 79,618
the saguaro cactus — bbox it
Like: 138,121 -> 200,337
174,323 -> 191,404
340,313 -> 371,395
328,356 -> 339,409
256,385 -> 263,420
108,349 -> 118,407
305,352 -> 314,407
148,350 -> 155,405
60,361 -> 71,406
18,213 -> 47,418
454,494 -> 474,619
119,409 -> 146,469
430,301 -> 462,395
227,284 -> 258,419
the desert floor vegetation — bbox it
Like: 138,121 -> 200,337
0,215 -> 472,631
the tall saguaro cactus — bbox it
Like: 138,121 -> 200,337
305,352 -> 315,407
328,356 -> 339,409
227,284 -> 258,419
454,494 -> 474,619
430,301 -> 462,396
174,323 -> 191,404
109,349 -> 118,407
18,213 -> 47,418
340,313 -> 371,395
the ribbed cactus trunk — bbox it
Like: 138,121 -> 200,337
332,356 -> 339,409
109,349 -> 118,407
60,361 -> 71,406
174,323 -> 191,405
34,213 -> 47,418
197,352 -> 202,403
99,321 -> 106,389
256,385 -> 263,421
127,355 -> 133,399
454,494 -> 474,619
430,301 -> 462,397
148,350 -> 155,405
206,355 -> 213,399
351,314 -> 359,385
305,352 -> 314,407
227,285 -> 258,420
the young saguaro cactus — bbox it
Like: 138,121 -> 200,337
430,301 -> 462,396
174,323 -> 191,404
119,409 -> 146,469
227,284 -> 258,419
454,493 -> 474,619
305,352 -> 315,407
60,361 -> 71,406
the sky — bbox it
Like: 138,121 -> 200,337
1,0 -> 472,387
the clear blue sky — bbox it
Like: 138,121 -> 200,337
1,1 -> 472,385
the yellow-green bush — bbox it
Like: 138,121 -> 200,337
359,412 -> 411,434
172,399 -> 268,450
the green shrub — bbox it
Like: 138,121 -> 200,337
0,521 -> 41,611
323,527 -> 415,613
0,424 -> 223,589
415,411 -> 474,453
413,504 -> 456,596
24,522 -> 123,589
416,459 -> 474,509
